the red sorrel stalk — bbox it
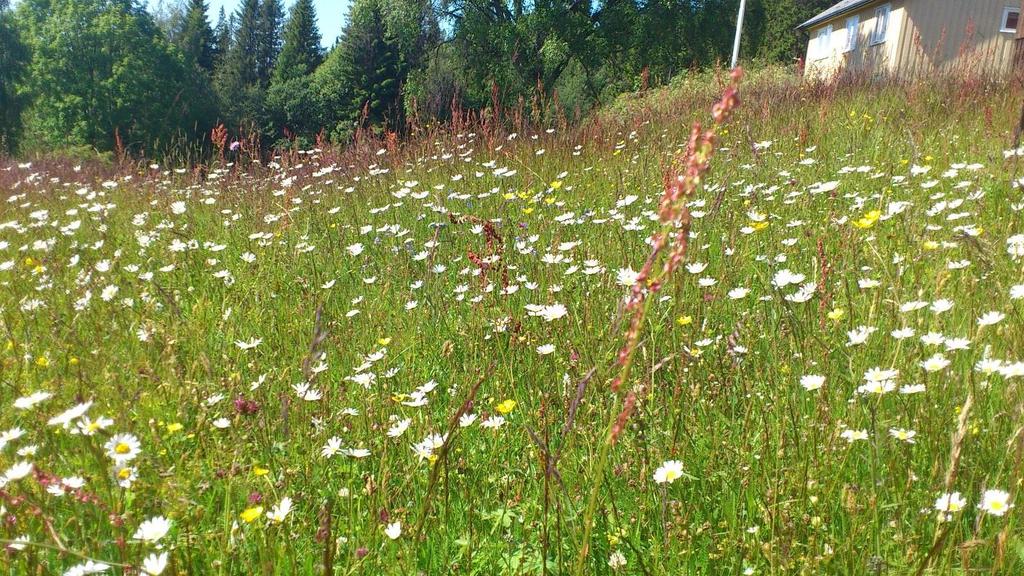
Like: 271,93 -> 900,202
574,68 -> 742,575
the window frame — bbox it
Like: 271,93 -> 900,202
870,3 -> 891,45
844,15 -> 860,52
1000,6 -> 1020,34
816,24 -> 834,59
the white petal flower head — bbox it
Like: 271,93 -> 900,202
1010,284 -> 1024,300
481,415 -> 505,429
899,300 -> 928,313
890,327 -> 915,340
539,303 -> 567,322
921,353 -> 951,373
234,338 -> 262,350
977,311 -> 1005,327
857,380 -> 895,395
142,552 -> 169,575
888,428 -> 916,443
105,433 -> 141,463
48,401 -> 93,427
384,521 -> 402,540
900,383 -> 927,394
3,461 -> 34,483
321,437 -> 343,458
728,287 -> 750,300
1000,362 -> 1024,378
863,367 -> 898,383
846,326 -> 876,347
653,460 -> 685,485
13,391 -> 52,410
979,489 -> 1012,516
800,375 -> 825,391
772,269 -> 805,289
387,419 -> 412,438
133,516 -> 171,544
616,267 -> 640,287
266,496 -> 293,523
840,429 -> 869,443
1007,234 -> 1024,260
934,492 -> 966,513
6,535 -> 29,551
63,560 -> 110,576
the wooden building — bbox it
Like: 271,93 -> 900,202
798,0 -> 1024,79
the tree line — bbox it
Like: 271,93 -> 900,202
0,0 -> 833,157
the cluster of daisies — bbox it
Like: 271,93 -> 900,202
1,122 -> 1022,576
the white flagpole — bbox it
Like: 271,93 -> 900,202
731,0 -> 747,69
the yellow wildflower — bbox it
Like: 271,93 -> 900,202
240,507 -> 263,523
853,209 -> 881,229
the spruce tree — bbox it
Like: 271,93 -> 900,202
264,0 -> 323,144
179,0 -> 215,72
212,7 -> 232,64
314,0 -> 405,141
272,0 -> 322,84
214,0 -> 262,127
255,0 -> 284,86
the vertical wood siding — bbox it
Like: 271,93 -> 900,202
804,0 -> 1019,79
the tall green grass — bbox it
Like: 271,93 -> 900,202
1,69 -> 1023,575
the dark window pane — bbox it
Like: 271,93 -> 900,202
1006,10 -> 1019,31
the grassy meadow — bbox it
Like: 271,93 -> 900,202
2,70 -> 1024,575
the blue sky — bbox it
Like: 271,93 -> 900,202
149,0 -> 350,48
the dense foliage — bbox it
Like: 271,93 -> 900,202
0,0 -> 29,154
1,0 -> 833,156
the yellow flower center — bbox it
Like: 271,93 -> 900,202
115,442 -> 131,454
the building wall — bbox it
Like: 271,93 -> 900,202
804,0 -> 903,78
895,0 -> 1019,76
804,0 -> 1021,79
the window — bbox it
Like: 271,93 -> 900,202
845,15 -> 860,52
1001,6 -> 1020,33
816,25 -> 833,59
871,3 -> 891,45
